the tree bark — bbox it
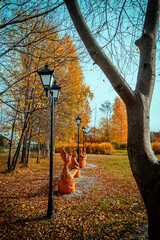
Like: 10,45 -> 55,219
21,131 -> 28,164
21,121 -> 31,164
64,0 -> 160,238
127,93 -> 160,239
26,127 -> 33,166
44,130 -> 50,158
11,121 -> 28,171
8,113 -> 17,171
36,120 -> 41,163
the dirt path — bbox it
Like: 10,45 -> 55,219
58,163 -> 98,198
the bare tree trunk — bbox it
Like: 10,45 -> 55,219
21,131 -> 28,164
11,122 -> 27,171
37,123 -> 41,163
8,113 -> 17,171
127,94 -> 160,239
26,127 -> 33,166
37,141 -> 40,163
45,126 -> 50,157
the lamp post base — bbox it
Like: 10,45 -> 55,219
46,192 -> 56,218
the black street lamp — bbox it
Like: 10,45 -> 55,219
84,130 -> 87,150
82,126 -> 86,151
38,63 -> 61,218
38,63 -> 54,97
76,115 -> 81,163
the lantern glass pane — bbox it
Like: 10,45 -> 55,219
76,120 -> 81,125
53,89 -> 59,99
41,75 -> 50,87
50,74 -> 54,87
57,91 -> 60,99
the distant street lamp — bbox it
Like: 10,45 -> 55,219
84,130 -> 87,150
38,63 -> 61,218
82,126 -> 86,151
76,115 -> 81,163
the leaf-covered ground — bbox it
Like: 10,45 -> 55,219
0,151 -> 152,239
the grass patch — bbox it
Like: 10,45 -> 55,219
115,149 -> 128,155
99,155 -> 132,180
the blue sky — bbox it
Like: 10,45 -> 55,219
83,61 -> 160,132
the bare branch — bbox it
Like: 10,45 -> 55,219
64,0 -> 135,105
0,2 -> 64,29
135,0 -> 160,99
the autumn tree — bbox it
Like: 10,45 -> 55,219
1,15 -> 57,170
54,36 -> 93,142
65,0 -> 160,238
99,100 -> 112,142
110,97 -> 127,142
0,7 -> 60,170
0,1 -> 63,58
0,0 -> 64,105
2,13 -> 93,171
99,98 -> 127,143
0,1 -> 92,167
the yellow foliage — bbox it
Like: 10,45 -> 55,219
4,17 -> 93,144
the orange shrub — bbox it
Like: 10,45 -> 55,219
55,142 -> 115,155
85,142 -> 115,155
112,142 -> 127,150
55,143 -> 83,154
151,142 -> 160,154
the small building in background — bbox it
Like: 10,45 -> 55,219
0,135 -> 10,147
150,131 -> 160,142
30,141 -> 38,151
86,127 -> 102,143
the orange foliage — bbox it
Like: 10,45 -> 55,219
110,97 -> 128,142
151,142 -> 160,154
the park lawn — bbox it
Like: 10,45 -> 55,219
0,152 -> 148,239
114,149 -> 128,155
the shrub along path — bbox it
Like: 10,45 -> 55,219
0,152 -> 150,239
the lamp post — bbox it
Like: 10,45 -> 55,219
82,126 -> 86,151
76,115 -> 81,163
84,130 -> 87,150
38,63 -> 61,218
